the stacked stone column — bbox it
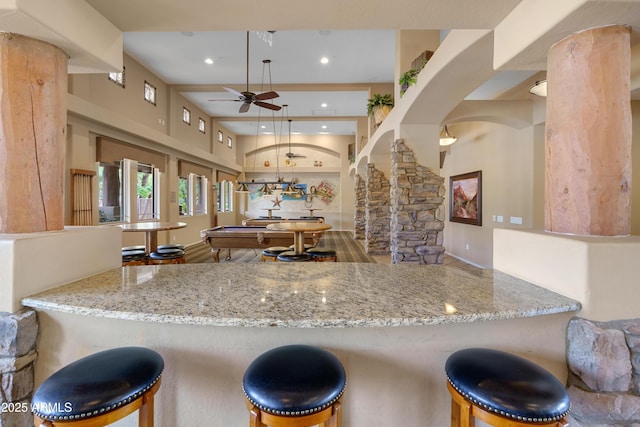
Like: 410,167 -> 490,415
390,140 -> 445,264
0,310 -> 38,427
354,174 -> 366,240
365,164 -> 391,255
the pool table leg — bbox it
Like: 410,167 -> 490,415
211,248 -> 220,263
225,248 -> 231,261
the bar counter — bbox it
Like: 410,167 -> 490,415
22,263 -> 581,427
21,263 -> 579,327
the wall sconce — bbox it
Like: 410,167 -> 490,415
439,125 -> 457,146
529,80 -> 547,97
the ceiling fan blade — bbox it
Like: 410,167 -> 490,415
223,87 -> 244,98
255,101 -> 282,111
255,91 -> 279,101
207,99 -> 240,102
239,102 -> 251,113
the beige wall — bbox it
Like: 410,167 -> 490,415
441,121 -> 536,267
236,134 -> 355,230
441,102 -> 640,268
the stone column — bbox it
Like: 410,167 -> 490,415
390,140 -> 445,264
365,164 -> 391,255
0,33 -> 68,233
354,174 -> 366,240
0,310 -> 38,427
545,25 -> 631,236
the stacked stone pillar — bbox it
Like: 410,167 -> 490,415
365,164 -> 391,255
354,174 -> 366,240
0,310 -> 38,427
390,140 -> 445,264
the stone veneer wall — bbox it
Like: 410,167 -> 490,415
390,139 -> 445,264
365,164 -> 391,255
0,309 -> 38,427
354,174 -> 366,240
566,317 -> 640,426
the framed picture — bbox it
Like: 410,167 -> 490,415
449,170 -> 482,226
227,136 -> 232,148
218,130 -> 223,143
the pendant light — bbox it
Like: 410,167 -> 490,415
439,125 -> 457,146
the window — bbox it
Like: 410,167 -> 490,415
108,66 -> 125,88
194,175 -> 207,215
216,180 -> 234,213
227,136 -> 232,148
137,163 -> 159,220
178,176 -> 189,216
183,107 -> 191,125
178,174 -> 208,216
198,118 -> 206,133
218,130 -> 223,143
144,81 -> 156,105
98,161 -> 123,223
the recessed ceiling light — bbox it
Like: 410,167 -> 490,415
320,132 -> 329,135
320,57 -> 329,65
204,58 -> 214,65
261,125 -> 266,129
321,103 -> 327,108
321,125 -> 327,129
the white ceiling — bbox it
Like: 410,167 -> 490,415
86,0 -> 640,137
123,30 -> 395,136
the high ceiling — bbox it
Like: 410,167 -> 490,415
84,0 -> 640,136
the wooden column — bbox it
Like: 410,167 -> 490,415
545,25 -> 631,236
0,33 -> 68,233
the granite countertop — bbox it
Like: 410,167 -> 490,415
21,263 -> 581,328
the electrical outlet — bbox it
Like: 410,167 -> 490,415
510,216 -> 523,225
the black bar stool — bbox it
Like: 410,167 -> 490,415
33,347 -> 164,426
307,248 -> 337,262
243,344 -> 346,427
276,251 -> 312,262
261,246 -> 290,262
445,348 -> 570,427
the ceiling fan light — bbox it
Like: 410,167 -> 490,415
439,125 -> 457,146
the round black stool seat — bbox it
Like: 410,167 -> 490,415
122,245 -> 146,252
157,243 -> 185,251
445,348 -> 570,423
149,248 -> 184,260
277,251 -> 312,262
122,249 -> 147,262
243,345 -> 346,416
32,347 -> 164,422
288,244 -> 315,251
262,246 -> 290,257
307,248 -> 337,257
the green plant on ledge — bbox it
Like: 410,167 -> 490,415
399,69 -> 419,96
367,93 -> 394,127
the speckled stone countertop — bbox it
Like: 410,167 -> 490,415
21,263 -> 580,328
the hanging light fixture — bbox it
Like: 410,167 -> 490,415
439,125 -> 457,146
236,59 -> 295,194
528,80 -> 547,97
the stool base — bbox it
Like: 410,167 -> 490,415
246,398 -> 342,427
34,378 -> 160,427
448,382 -> 568,427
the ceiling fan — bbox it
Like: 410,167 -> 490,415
209,32 -> 282,113
285,119 -> 306,159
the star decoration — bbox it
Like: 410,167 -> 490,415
272,195 -> 282,207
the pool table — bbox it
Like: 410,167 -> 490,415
200,225 -> 323,262
241,217 -> 324,226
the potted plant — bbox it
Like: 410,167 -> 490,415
366,93 -> 394,127
399,69 -> 419,96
